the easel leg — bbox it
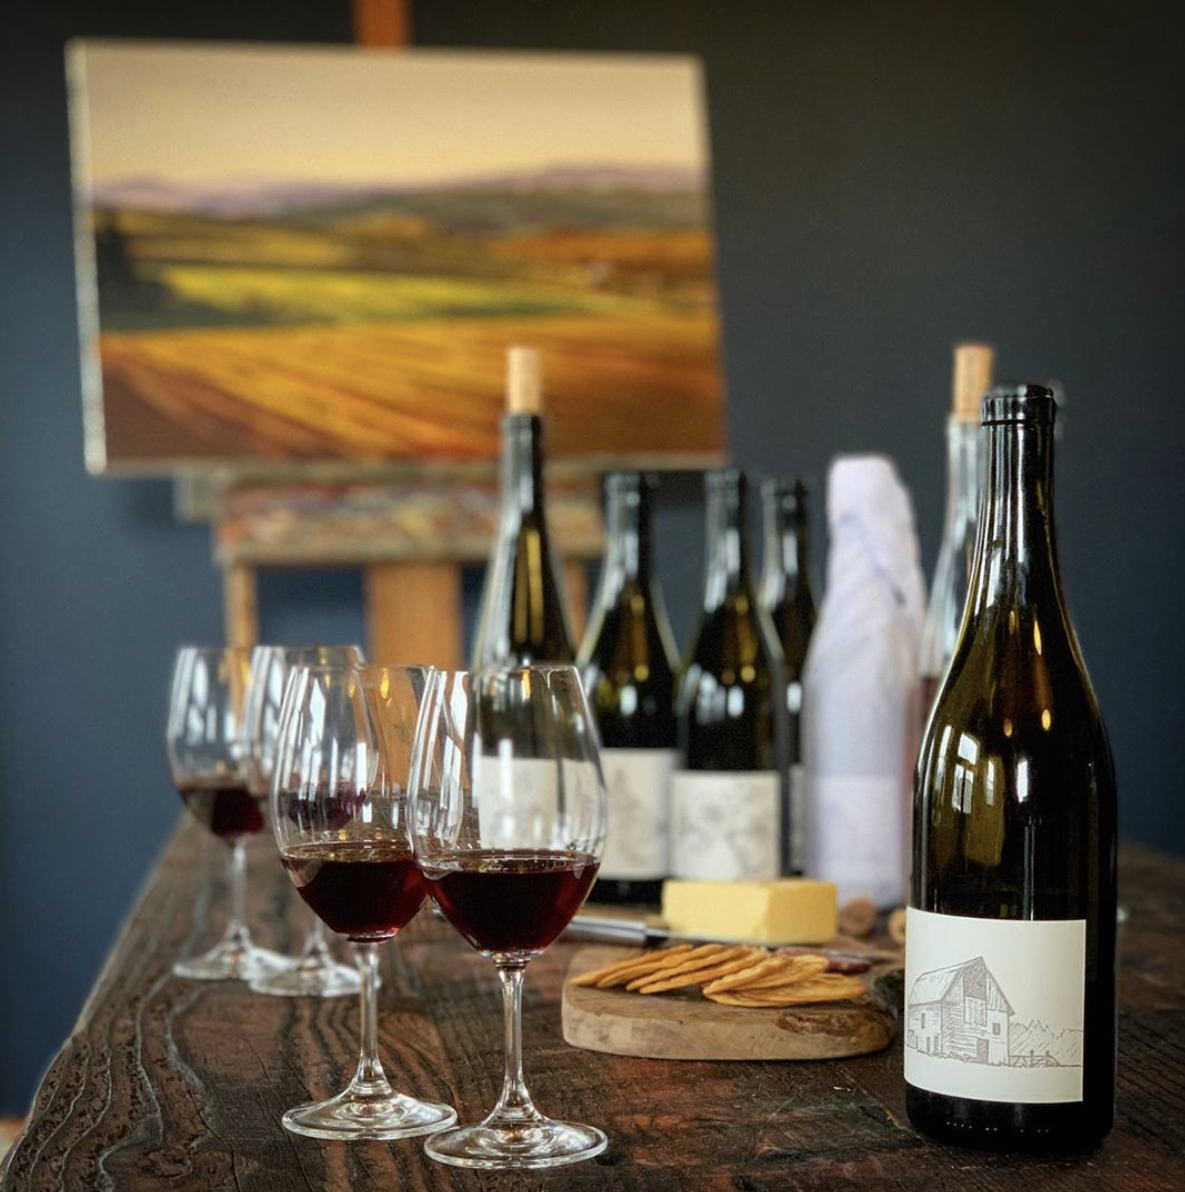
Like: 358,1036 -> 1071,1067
564,560 -> 589,646
224,564 -> 259,649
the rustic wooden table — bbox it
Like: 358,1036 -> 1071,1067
3,821 -> 1183,1191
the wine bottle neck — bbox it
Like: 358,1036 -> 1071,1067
602,479 -> 652,588
794,517 -> 812,595
499,414 -> 545,519
968,413 -> 1062,614
942,416 -> 981,544
703,475 -> 752,609
761,485 -> 812,604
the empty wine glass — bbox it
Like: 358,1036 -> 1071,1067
409,665 -> 607,1169
270,662 -> 456,1141
166,645 -> 287,982
243,643 -> 363,998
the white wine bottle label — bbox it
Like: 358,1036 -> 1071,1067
670,770 -> 780,881
599,748 -> 676,880
904,907 -> 1086,1104
473,756 -> 559,850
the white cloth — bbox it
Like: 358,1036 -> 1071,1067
802,455 -> 926,908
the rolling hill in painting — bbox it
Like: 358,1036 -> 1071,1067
86,166 -> 725,470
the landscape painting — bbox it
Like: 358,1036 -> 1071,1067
68,42 -> 726,473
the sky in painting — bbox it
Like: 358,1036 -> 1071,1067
72,42 -> 708,188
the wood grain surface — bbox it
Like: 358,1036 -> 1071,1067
563,946 -> 898,1061
3,821 -> 1184,1191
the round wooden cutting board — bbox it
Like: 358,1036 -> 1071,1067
562,945 -> 901,1062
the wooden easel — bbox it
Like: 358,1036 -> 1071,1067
218,0 -> 592,663
216,471 -> 598,661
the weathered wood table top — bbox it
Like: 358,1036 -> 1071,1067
4,822 -> 1183,1191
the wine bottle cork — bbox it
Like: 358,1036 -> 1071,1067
952,342 -> 995,422
838,895 -> 878,939
506,345 -> 542,415
888,906 -> 907,946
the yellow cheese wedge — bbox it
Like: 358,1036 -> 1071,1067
661,878 -> 838,945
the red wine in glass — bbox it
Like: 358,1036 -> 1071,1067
166,644 -> 287,982
268,662 -> 455,1142
177,778 -> 265,841
282,840 -> 426,942
410,665 -> 608,1169
421,850 -> 599,955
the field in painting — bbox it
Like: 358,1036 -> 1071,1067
89,180 -> 725,468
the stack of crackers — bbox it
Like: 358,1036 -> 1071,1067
569,943 -> 866,1008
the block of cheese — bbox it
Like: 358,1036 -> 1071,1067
661,878 -> 838,945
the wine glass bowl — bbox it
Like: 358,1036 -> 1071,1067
165,645 -> 286,982
270,662 -> 455,1141
410,665 -> 607,1169
243,643 -> 363,998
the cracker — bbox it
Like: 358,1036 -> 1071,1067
740,955 -> 830,990
624,945 -> 747,991
593,948 -> 692,989
702,990 -> 773,1007
635,949 -> 764,994
704,973 -> 866,1008
748,975 -> 868,1006
569,944 -> 693,988
702,955 -> 795,994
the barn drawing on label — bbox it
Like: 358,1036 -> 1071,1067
904,955 -> 1031,1066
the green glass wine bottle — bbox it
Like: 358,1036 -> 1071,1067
760,477 -> 817,875
906,385 -> 1117,1150
672,469 -> 789,880
579,472 -> 678,904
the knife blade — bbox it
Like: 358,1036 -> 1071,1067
560,910 -> 896,966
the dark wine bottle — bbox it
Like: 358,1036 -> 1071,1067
579,473 -> 679,904
760,477 -> 817,875
906,385 -> 1117,1151
672,469 -> 789,881
472,347 -> 575,667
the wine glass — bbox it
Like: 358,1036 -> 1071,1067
243,644 -> 363,998
270,661 -> 456,1141
166,645 -> 287,982
409,665 -> 608,1169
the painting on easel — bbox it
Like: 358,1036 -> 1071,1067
68,41 -> 726,474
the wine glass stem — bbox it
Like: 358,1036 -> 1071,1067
348,942 -> 392,1096
223,839 -> 252,952
491,963 -> 542,1125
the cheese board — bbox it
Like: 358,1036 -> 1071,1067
562,945 -> 901,1062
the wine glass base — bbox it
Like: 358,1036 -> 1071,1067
282,1090 -> 457,1142
173,941 -> 289,982
248,956 -> 361,998
424,1119 -> 608,1170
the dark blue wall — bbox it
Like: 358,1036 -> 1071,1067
2,0 -> 1183,1114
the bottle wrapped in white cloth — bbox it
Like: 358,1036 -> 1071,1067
802,455 -> 926,908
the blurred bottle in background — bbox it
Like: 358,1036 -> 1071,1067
802,455 -> 926,907
580,472 -> 679,905
918,343 -> 995,719
672,469 -> 789,881
760,477 -> 817,875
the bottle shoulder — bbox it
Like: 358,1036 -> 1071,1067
583,585 -> 677,668
767,596 -> 815,673
473,525 -> 574,665
686,596 -> 782,671
920,604 -> 1114,803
